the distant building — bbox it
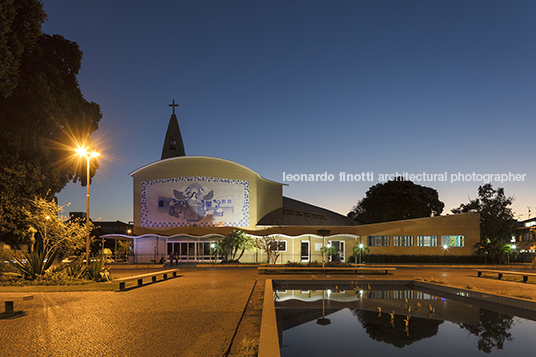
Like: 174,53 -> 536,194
104,102 -> 480,263
515,217 -> 536,253
69,212 -> 87,220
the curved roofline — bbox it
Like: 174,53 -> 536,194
102,233 -> 225,239
102,232 -> 358,239
129,155 -> 286,186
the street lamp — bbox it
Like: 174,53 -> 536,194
76,147 -> 100,265
44,215 -> 50,244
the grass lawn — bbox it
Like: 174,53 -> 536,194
0,281 -> 118,292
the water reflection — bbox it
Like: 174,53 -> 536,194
352,309 -> 443,347
275,284 -> 531,356
458,309 -> 515,354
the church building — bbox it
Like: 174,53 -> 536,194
105,102 -> 480,264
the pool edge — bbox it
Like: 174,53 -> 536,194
258,279 -> 281,357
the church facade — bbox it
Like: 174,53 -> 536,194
105,103 -> 480,264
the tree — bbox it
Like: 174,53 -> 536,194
22,197 -> 93,257
11,197 -> 94,280
0,1 -> 101,247
257,235 -> 282,265
348,178 -> 444,224
323,243 -> 337,261
352,243 -> 370,264
451,184 -> 516,262
214,230 -> 256,263
0,0 -> 46,97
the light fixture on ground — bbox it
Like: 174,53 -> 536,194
76,147 -> 100,265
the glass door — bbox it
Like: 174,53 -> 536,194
300,241 -> 310,262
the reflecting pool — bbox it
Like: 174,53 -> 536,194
274,282 -> 536,356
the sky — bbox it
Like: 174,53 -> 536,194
42,0 -> 536,224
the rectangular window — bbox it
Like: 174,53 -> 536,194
370,290 -> 391,299
269,240 -> 287,252
367,235 -> 390,247
392,290 -> 414,300
417,235 -> 437,247
441,235 -> 465,247
393,235 -> 414,247
416,292 -> 438,300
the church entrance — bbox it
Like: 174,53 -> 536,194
167,241 -> 213,261
329,241 -> 344,262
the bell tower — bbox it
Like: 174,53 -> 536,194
161,100 -> 186,159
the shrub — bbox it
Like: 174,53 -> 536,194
363,254 -> 482,264
11,247 -> 58,280
63,259 -> 88,280
86,258 -> 111,282
285,261 -> 303,267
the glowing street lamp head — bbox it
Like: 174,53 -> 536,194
76,146 -> 100,159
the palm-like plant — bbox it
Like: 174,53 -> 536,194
64,259 -> 88,279
12,247 -> 58,280
353,243 -> 370,264
86,257 -> 111,282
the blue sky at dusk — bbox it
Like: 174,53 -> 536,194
42,0 -> 536,223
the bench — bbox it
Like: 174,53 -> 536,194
115,269 -> 180,291
0,294 -> 34,313
258,266 -> 395,275
476,269 -> 536,283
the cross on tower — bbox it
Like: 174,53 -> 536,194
169,100 -> 179,115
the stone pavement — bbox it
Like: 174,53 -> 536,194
0,267 -> 259,357
2,266 -> 536,356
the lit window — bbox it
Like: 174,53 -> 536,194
367,235 -> 390,247
441,235 -> 464,247
417,235 -> 437,247
393,235 -> 414,247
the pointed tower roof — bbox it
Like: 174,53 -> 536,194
161,100 -> 186,159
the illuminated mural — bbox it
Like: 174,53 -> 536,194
141,176 -> 249,227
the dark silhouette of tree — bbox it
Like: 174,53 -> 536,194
0,0 -> 46,97
451,184 -> 516,263
352,309 -> 443,347
348,178 -> 444,224
0,1 -> 101,247
458,309 -> 515,354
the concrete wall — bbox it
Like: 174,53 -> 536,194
130,156 -> 283,235
134,236 -> 167,263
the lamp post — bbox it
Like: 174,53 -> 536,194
317,229 -> 330,268
76,147 -> 100,265
44,215 -> 50,244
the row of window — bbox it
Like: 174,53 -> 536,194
368,235 -> 465,247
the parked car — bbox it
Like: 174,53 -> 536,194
61,256 -> 80,264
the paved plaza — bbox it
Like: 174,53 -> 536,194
2,266 -> 536,356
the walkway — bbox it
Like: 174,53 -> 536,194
0,268 -> 258,357
2,265 -> 536,356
